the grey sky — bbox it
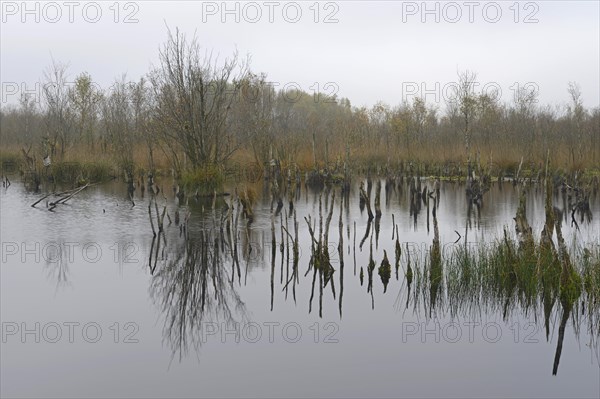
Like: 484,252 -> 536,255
1,1 -> 599,110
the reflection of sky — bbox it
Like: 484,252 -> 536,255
1,179 -> 599,397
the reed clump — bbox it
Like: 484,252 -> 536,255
0,151 -> 21,174
180,165 -> 225,195
50,160 -> 115,185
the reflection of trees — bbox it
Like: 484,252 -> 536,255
146,179 -> 599,372
150,231 -> 247,360
395,184 -> 598,375
44,243 -> 71,293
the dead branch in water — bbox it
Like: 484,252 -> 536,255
31,192 -> 53,208
48,183 -> 91,211
31,182 -> 100,209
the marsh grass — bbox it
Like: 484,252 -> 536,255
0,151 -> 21,174
579,246 -> 600,332
180,165 -> 225,194
49,160 -> 116,185
408,235 -> 599,337
4,141 -> 600,191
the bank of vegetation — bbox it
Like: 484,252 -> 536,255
1,29 -> 599,193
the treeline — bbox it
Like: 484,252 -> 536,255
1,29 -> 598,187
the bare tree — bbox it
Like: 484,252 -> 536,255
476,90 -> 501,149
130,78 -> 155,173
69,72 -> 102,150
42,59 -> 74,158
512,84 -> 539,159
101,76 -> 136,187
449,70 -> 478,178
390,102 -> 412,155
567,82 -> 585,162
231,72 -> 275,169
149,28 -> 249,177
18,93 -> 38,146
412,97 -> 427,142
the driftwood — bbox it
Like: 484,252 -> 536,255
48,184 -> 90,210
31,192 -> 53,208
31,183 -> 97,211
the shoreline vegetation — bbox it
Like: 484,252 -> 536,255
0,29 -> 598,194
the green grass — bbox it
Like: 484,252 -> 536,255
407,236 -> 599,335
180,164 -> 225,194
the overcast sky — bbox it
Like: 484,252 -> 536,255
1,1 -> 599,110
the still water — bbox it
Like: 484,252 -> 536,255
1,178 -> 599,398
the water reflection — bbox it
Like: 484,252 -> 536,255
138,177 -> 600,375
43,242 -> 72,293
150,231 -> 248,361
3,176 -> 598,380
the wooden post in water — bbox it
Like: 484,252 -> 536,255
374,180 -> 382,218
360,181 -> 374,220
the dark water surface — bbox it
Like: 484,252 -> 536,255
1,179 -> 599,398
